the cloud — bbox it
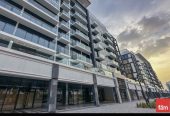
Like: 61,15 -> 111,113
118,28 -> 142,42
138,37 -> 170,58
117,12 -> 170,57
138,14 -> 170,34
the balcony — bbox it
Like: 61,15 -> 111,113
91,21 -> 98,28
58,59 -> 69,65
71,54 -> 92,67
107,44 -> 115,52
113,69 -> 124,78
92,28 -> 99,35
93,35 -> 101,43
0,31 -> 56,55
94,43 -> 103,51
103,32 -> 111,38
72,12 -> 87,25
72,42 -> 91,55
56,50 -> 70,59
71,30 -> 90,43
0,5 -> 57,39
22,10 -> 58,34
95,53 -> 105,61
36,0 -> 60,14
60,10 -> 70,21
61,1 -> 70,11
107,60 -> 119,68
104,37 -> 112,44
71,20 -> 88,34
59,21 -> 70,32
72,3 -> 86,17
96,63 -> 108,71
58,33 -> 70,44
108,52 -> 116,59
17,0 -> 59,25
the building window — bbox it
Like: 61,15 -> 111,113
0,39 -> 9,48
15,28 -> 27,39
0,15 -> 16,34
15,24 -> 55,50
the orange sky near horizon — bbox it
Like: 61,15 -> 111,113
148,49 -> 170,89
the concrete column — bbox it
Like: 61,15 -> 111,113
114,78 -> 122,104
93,74 -> 100,106
135,85 -> 140,100
65,83 -> 68,105
48,64 -> 59,113
48,79 -> 58,113
124,80 -> 132,102
8,40 -> 13,49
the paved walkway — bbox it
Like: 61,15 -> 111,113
58,100 -> 156,113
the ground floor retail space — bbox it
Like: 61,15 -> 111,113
0,75 -> 167,112
0,75 -> 120,112
129,89 -> 138,101
0,76 -> 49,112
98,86 -> 118,103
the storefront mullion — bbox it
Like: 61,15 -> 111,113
33,88 -> 44,108
31,88 -> 37,108
0,87 -> 8,111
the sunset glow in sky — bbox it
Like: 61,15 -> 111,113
88,0 -> 170,89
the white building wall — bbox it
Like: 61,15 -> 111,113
0,47 -> 52,80
58,66 -> 94,84
96,75 -> 115,87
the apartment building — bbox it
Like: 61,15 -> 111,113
0,0 -> 168,113
0,0 -> 133,112
167,81 -> 170,91
120,49 -> 165,101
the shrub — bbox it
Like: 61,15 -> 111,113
136,101 -> 156,109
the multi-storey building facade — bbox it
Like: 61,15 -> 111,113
120,49 -> 165,101
0,0 -> 132,112
0,0 -> 168,113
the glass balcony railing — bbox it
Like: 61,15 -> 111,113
0,0 -> 21,15
72,12 -> 87,23
71,20 -> 88,31
73,3 -> 86,15
45,0 -> 59,9
72,54 -> 91,64
0,1 -> 58,34
58,33 -> 69,40
28,0 -> 59,20
57,47 -> 69,55
61,1 -> 70,8
22,12 -> 58,33
73,42 -> 90,52
58,59 -> 69,65
60,10 -> 70,17
108,52 -> 116,58
71,30 -> 89,40
60,20 -> 69,27
108,60 -> 119,67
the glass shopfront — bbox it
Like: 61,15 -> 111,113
119,89 -> 128,102
57,82 -> 94,107
0,76 -> 49,112
98,87 -> 118,103
117,79 -> 129,102
137,90 -> 143,100
129,89 -> 138,100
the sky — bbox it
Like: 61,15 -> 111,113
88,0 -> 170,89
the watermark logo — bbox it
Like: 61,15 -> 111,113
156,98 -> 170,112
